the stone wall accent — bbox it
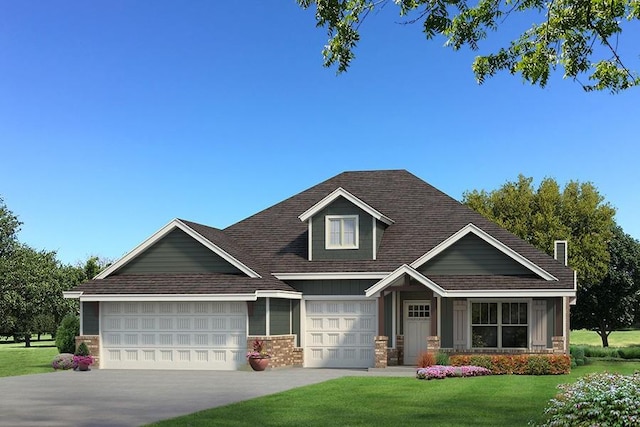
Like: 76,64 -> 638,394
247,335 -> 302,368
396,335 -> 404,365
374,336 -> 388,368
426,336 -> 440,352
386,348 -> 399,366
75,335 -> 100,368
552,336 -> 566,354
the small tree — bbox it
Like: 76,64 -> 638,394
55,314 -> 80,354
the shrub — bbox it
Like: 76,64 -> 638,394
582,345 -> 620,358
75,342 -> 90,356
51,353 -> 74,370
55,315 -> 79,354
570,345 -> 587,366
449,354 -> 570,375
416,365 -> 491,380
417,351 -> 436,367
435,351 -> 449,366
619,347 -> 640,359
538,373 -> 640,426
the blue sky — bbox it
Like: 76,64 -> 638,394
1,1 -> 638,265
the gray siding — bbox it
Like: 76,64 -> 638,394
384,293 -> 393,339
286,279 -> 376,296
546,298 -> 557,348
292,300 -> 301,346
248,299 -> 266,335
270,299 -> 291,335
83,302 -> 99,335
116,229 -> 243,275
440,298 -> 454,348
419,233 -> 533,276
375,220 -> 386,257
311,197 -> 373,260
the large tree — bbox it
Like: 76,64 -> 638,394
572,225 -> 640,346
463,175 -> 616,287
297,0 -> 640,93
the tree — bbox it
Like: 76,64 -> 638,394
296,0 -> 640,93
0,197 -> 21,258
571,225 -> 640,346
463,175 -> 616,287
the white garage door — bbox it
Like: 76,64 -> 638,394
304,299 -> 377,368
101,301 -> 246,370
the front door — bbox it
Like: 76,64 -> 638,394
404,301 -> 431,365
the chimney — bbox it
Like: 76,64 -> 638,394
554,240 -> 568,266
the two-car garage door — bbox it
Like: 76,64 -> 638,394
101,301 -> 246,370
304,299 -> 377,368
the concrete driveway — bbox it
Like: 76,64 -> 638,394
0,367 -> 412,427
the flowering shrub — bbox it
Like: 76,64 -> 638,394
73,355 -> 94,367
538,372 -> 640,426
416,365 -> 491,380
450,354 -> 570,375
246,339 -> 270,359
52,353 -> 75,370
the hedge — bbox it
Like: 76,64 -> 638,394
449,354 -> 571,375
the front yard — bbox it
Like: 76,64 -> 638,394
0,335 -> 59,377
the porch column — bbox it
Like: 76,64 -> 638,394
377,295 -> 385,336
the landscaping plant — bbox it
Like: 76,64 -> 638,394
416,365 -> 491,380
55,314 -> 79,354
51,353 -> 74,370
416,351 -> 436,367
538,372 -> 640,426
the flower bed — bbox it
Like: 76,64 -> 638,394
449,354 -> 571,375
416,365 -> 491,380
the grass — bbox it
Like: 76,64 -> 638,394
148,361 -> 640,427
571,329 -> 640,347
0,335 -> 59,377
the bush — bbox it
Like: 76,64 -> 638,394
449,354 -> 571,375
55,315 -> 79,354
538,373 -> 640,426
416,365 -> 491,380
570,345 -> 587,366
75,342 -> 90,356
51,353 -> 74,370
435,351 -> 449,366
618,347 -> 640,360
417,351 -> 436,367
582,346 -> 620,358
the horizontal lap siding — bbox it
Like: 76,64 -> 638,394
82,302 -> 100,335
270,299 -> 291,335
116,229 -> 242,274
287,279 -> 376,295
419,234 -> 533,275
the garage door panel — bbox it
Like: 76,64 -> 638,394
304,300 -> 376,368
102,301 -> 246,370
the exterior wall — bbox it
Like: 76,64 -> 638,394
75,335 -> 100,368
383,293 -> 393,338
310,197 -> 374,260
419,233 -> 534,276
248,299 -> 266,335
375,220 -> 386,255
440,298 -> 454,348
82,302 -> 100,335
375,336 -> 388,368
269,299 -> 291,335
115,228 -> 242,274
286,279 -> 376,295
247,335 -> 303,368
292,300 -> 301,346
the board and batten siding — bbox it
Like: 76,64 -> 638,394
269,299 -> 291,335
439,298 -> 454,348
248,299 -> 266,335
419,233 -> 534,276
115,229 -> 243,275
310,197 -> 374,260
286,279 -> 377,296
82,301 -> 100,335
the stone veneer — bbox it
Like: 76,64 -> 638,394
75,335 -> 101,368
247,335 -> 303,368
552,336 -> 566,354
374,336 -> 388,368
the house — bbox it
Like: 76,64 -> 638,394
64,170 -> 577,370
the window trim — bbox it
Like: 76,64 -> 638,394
325,215 -> 359,250
469,299 -> 530,349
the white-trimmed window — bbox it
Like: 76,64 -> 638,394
471,301 -> 528,348
325,215 -> 359,249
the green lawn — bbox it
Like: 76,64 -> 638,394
148,361 -> 640,427
571,329 -> 640,347
0,335 -> 59,377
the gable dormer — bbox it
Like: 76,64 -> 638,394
298,187 -> 393,261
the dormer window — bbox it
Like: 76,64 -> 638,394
326,215 -> 359,249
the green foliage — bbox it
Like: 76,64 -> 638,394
450,354 -> 571,375
570,345 -> 587,366
538,372 -> 640,426
435,351 -> 449,365
618,347 -> 640,359
296,0 -> 640,92
55,315 -> 79,354
75,341 -> 90,356
0,196 -> 21,258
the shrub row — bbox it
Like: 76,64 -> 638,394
416,365 -> 491,380
416,351 -> 450,368
570,345 -> 640,360
449,354 -> 571,375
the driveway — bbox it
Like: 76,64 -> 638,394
0,367 -> 413,427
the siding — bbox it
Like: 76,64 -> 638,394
116,229 -> 243,275
375,220 -> 386,257
270,299 -> 291,335
440,298 -> 453,348
384,293 -> 393,338
249,299 -> 266,335
286,279 -> 376,295
83,302 -> 99,335
311,197 -> 373,260
292,300 -> 301,346
419,233 -> 533,276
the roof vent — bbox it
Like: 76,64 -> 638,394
554,240 -> 568,266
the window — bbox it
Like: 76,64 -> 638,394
471,302 -> 528,348
325,215 -> 359,249
407,303 -> 430,318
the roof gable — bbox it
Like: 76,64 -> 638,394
96,219 -> 261,279
410,223 -> 558,281
298,187 -> 394,225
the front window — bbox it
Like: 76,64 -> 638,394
471,302 -> 528,348
325,215 -> 359,249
